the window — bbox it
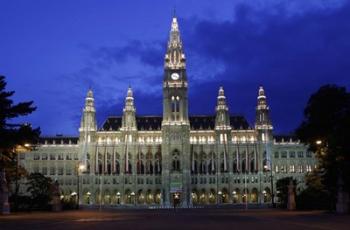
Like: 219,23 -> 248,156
275,165 -> 279,173
50,167 -> 56,175
50,154 -> 55,160
289,165 -> 295,173
42,167 -> 47,175
274,152 -> 279,158
171,96 -> 180,121
298,165 -> 303,173
306,165 -> 312,172
58,154 -> 64,160
298,151 -> 304,158
33,153 -> 40,160
281,151 -> 287,158
289,151 -> 295,158
306,152 -> 312,158
41,153 -> 47,160
58,167 -> 64,175
66,167 -> 72,175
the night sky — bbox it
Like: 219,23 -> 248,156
1,0 -> 350,136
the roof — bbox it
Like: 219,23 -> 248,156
38,135 -> 79,145
101,115 -> 250,131
273,135 -> 300,143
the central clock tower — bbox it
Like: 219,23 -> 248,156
162,16 -> 190,208
163,16 -> 189,125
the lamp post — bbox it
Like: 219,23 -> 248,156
217,190 -> 222,206
76,163 -> 86,209
264,165 -> 275,208
116,192 -> 121,205
130,191 -> 135,206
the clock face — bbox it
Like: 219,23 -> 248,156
171,72 -> 180,80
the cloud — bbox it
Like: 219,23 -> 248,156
181,1 -> 350,133
54,1 -> 350,134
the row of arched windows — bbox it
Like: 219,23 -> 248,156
95,151 -> 162,175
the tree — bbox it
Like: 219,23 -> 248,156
296,84 -> 350,210
26,173 -> 53,210
296,170 -> 332,210
0,75 -> 40,210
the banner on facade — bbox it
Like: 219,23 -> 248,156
170,176 -> 182,193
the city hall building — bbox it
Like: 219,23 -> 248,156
20,17 -> 317,207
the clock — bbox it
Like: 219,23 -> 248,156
171,72 -> 180,80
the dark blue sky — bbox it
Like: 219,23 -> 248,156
1,0 -> 350,135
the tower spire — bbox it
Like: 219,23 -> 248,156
255,86 -> 273,130
215,87 -> 231,130
121,87 -> 137,131
164,15 -> 186,69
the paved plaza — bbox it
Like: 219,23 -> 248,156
0,208 -> 349,230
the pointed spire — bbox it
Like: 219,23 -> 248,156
255,85 -> 273,130
216,86 -> 227,109
165,14 -> 186,69
257,86 -> 267,107
84,88 -> 95,111
215,86 -> 230,130
124,86 -> 135,112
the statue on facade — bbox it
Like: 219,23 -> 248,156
0,170 -> 10,214
287,179 -> 296,211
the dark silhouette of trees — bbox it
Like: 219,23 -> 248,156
0,75 -> 40,210
296,84 -> 350,210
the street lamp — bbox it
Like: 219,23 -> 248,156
217,191 -> 222,205
116,192 -> 121,205
130,191 -> 136,206
264,165 -> 275,208
76,163 -> 86,209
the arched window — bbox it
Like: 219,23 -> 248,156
171,96 -> 180,121
172,150 -> 180,171
107,153 -> 112,175
233,159 -> 238,173
155,151 -> 162,174
241,159 -> 246,173
115,161 -> 120,174
98,153 -> 103,174
250,159 -> 255,173
208,152 -> 216,174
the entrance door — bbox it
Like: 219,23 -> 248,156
172,192 -> 181,207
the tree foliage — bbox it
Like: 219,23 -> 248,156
0,75 -> 40,181
296,84 -> 350,208
26,173 -> 53,210
296,170 -> 332,210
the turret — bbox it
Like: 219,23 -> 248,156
255,86 -> 273,138
79,89 -> 97,143
121,86 -> 137,131
215,87 -> 231,130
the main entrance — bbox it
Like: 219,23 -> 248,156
170,173 -> 183,206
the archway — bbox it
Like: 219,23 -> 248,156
222,188 -> 229,203
208,189 -> 216,204
251,188 -> 258,203
191,189 -> 199,205
232,188 -> 240,203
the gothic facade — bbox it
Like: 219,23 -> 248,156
20,17 -> 317,207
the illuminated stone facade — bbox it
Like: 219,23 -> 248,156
20,17 -> 317,207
